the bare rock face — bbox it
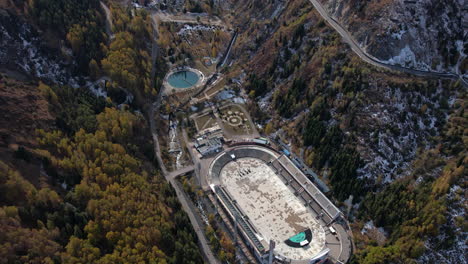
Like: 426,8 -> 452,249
0,10 -> 77,86
320,0 -> 465,73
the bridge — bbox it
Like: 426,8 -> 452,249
167,165 -> 195,180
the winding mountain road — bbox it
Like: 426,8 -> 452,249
307,0 -> 468,87
167,165 -> 195,180
149,94 -> 219,264
146,10 -> 219,264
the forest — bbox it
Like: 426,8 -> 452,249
101,5 -> 157,99
28,0 -> 106,74
0,0 -> 203,263
352,92 -> 467,264
1,81 -> 203,263
29,0 -> 158,101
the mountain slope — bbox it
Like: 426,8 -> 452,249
319,0 -> 466,74
221,0 -> 467,262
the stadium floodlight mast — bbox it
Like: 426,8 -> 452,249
267,240 -> 275,264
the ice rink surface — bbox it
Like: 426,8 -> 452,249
220,157 -> 326,260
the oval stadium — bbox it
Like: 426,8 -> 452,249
207,145 -> 343,264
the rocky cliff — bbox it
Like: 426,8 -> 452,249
320,0 -> 466,74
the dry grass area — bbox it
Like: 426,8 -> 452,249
0,74 -> 55,189
219,104 -> 254,136
194,77 -> 227,101
194,59 -> 216,76
165,87 -> 208,108
194,113 -> 217,131
229,0 -> 322,80
0,76 -> 53,148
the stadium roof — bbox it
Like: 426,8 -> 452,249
277,155 -> 341,220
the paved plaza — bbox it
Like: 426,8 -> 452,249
219,157 -> 326,260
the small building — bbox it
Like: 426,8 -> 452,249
194,125 -> 224,157
252,137 -> 269,145
195,137 -> 223,156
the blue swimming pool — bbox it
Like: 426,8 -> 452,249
167,70 -> 200,89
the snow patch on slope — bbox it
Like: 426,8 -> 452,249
349,82 -> 448,184
0,12 -> 79,87
380,45 -> 427,70
417,185 -> 467,264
